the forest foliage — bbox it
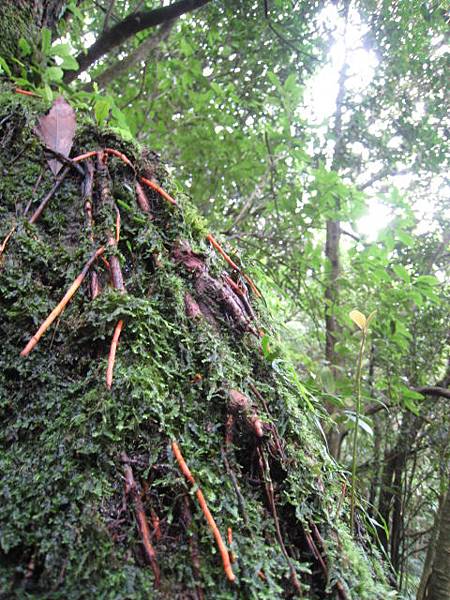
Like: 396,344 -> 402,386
0,1 -> 449,599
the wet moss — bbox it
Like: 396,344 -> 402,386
0,89 -> 393,599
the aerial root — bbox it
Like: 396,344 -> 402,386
20,246 -> 105,356
121,453 -> 161,587
171,440 -> 236,583
206,233 -> 260,297
106,319 -> 124,389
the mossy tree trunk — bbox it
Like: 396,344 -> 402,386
1,3 -> 393,599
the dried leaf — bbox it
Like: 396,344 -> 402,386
349,309 -> 367,331
35,96 -> 76,175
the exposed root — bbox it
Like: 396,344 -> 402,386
14,88 -> 40,97
228,389 -> 264,438
140,176 -> 178,206
20,246 -> 105,356
225,413 -> 235,447
309,522 -> 348,600
206,233 -> 260,297
106,319 -> 124,389
149,508 -> 162,542
135,181 -> 152,215
73,150 -> 98,162
121,453 -> 161,587
105,147 -> 135,170
171,440 -> 236,583
221,446 -> 250,529
256,446 -> 302,596
82,160 -> 101,300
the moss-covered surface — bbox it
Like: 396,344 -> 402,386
0,88 -> 393,599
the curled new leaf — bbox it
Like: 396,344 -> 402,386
349,309 -> 366,331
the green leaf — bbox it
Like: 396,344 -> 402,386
44,66 -> 64,82
59,55 -> 79,71
18,38 -> 32,57
0,56 -> 11,77
393,264 -> 410,283
41,28 -> 52,54
43,84 -> 53,103
94,98 -> 111,125
403,396 -> 420,416
48,43 -> 72,57
397,230 -> 415,246
415,275 -> 438,287
345,411 -> 373,436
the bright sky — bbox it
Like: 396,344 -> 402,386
303,4 -> 449,243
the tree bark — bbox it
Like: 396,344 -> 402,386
417,483 -> 450,600
64,0 -> 211,84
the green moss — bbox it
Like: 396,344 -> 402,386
0,91 -> 393,599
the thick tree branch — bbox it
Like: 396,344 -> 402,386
87,21 -> 174,90
64,0 -> 211,83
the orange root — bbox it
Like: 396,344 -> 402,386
72,151 -> 98,162
171,441 -> 236,583
15,88 -> 40,97
20,247 -> 105,356
106,319 -> 124,389
206,234 -> 260,297
104,147 -> 135,169
140,177 -> 178,206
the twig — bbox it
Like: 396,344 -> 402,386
20,246 -> 105,356
41,145 -> 85,176
121,453 -> 160,586
0,225 -> 16,258
171,440 -> 236,583
28,166 -> 70,224
106,319 -> 124,389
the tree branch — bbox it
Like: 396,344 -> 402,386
87,21 -> 174,90
415,386 -> 450,400
64,0 -> 211,83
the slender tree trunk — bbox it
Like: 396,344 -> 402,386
416,483 -> 450,600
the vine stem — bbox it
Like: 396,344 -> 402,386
350,329 -> 366,531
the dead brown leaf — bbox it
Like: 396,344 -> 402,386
35,96 -> 76,175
